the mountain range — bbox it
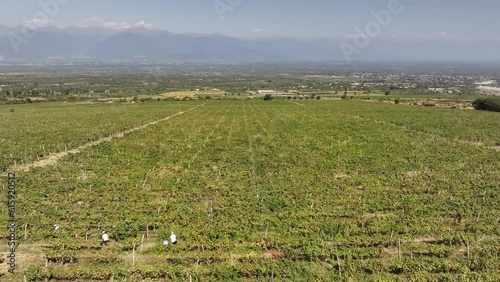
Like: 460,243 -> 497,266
0,25 -> 499,63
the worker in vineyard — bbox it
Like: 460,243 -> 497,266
163,240 -> 169,248
170,231 -> 177,245
101,231 -> 109,246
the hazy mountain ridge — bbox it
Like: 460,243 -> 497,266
0,26 -> 499,62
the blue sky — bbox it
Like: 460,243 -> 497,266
1,0 -> 499,40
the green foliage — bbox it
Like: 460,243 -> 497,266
4,100 -> 500,280
45,249 -> 77,264
114,222 -> 140,241
24,265 -> 50,281
263,94 -> 273,101
0,102 -> 200,170
90,252 -> 121,264
473,97 -> 500,112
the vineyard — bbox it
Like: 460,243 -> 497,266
0,102 -> 204,171
1,100 -> 499,281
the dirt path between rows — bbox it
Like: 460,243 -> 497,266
288,101 -> 306,106
6,104 -> 206,174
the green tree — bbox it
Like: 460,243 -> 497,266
473,97 -> 500,112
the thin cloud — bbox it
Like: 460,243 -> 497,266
134,20 -> 153,29
253,27 -> 263,33
77,17 -> 153,30
103,21 -> 131,30
23,17 -> 54,28
78,16 -> 103,27
422,31 -> 462,40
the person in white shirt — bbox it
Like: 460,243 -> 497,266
163,240 -> 169,248
101,231 -> 109,246
170,232 -> 177,245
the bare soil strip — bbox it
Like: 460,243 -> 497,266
288,101 -> 306,106
7,104 -> 206,174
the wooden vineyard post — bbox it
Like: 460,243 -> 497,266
466,240 -> 471,265
24,223 -> 28,240
336,254 -> 342,277
397,239 -> 401,260
133,243 -> 136,265
146,224 -> 149,239
208,199 -> 213,218
141,234 -> 145,252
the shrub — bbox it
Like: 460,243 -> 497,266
90,252 -> 121,264
263,94 -> 273,101
25,265 -> 50,281
473,97 -> 500,112
45,249 -> 77,264
114,222 -> 140,241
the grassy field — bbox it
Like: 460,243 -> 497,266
0,102 -> 204,170
1,100 -> 499,281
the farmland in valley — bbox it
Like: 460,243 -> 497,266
1,100 -> 499,281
